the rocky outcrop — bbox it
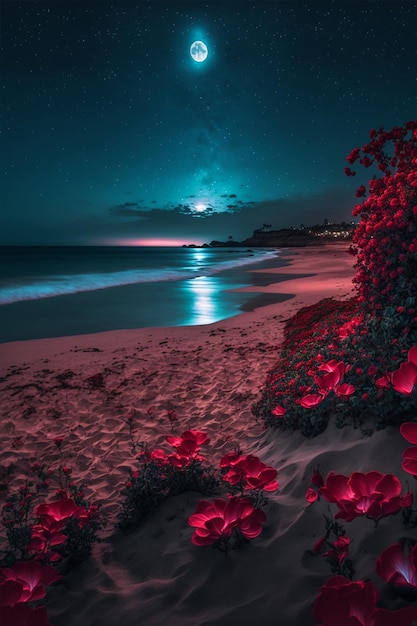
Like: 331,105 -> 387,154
239,229 -> 322,247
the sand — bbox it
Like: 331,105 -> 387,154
1,243 -> 415,626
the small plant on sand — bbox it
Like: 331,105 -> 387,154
187,450 -> 278,553
1,452 -> 103,568
117,429 -> 219,532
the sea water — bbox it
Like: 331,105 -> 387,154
0,246 -> 287,343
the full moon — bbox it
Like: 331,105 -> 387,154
190,40 -> 208,63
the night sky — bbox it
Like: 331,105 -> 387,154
1,1 -> 416,246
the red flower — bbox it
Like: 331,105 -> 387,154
166,430 -> 210,467
239,455 -> 279,492
391,361 -> 417,395
324,536 -> 351,563
219,450 -> 242,468
400,422 -> 417,476
166,430 -> 210,449
222,455 -> 278,492
408,345 -> 417,365
335,383 -> 355,399
188,497 -> 266,546
35,499 -> 78,522
305,487 -> 319,503
311,468 -> 324,487
332,536 -> 351,563
318,360 -> 345,375
319,471 -> 412,522
271,405 -> 286,417
313,575 -> 417,626
314,369 -> 343,392
297,392 -> 326,408
402,446 -> 417,477
376,542 -> 417,588
0,561 -> 60,605
149,448 -> 169,463
375,375 -> 391,389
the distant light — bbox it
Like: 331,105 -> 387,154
93,238 -> 202,247
195,203 -> 206,212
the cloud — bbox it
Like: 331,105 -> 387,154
106,186 -> 354,243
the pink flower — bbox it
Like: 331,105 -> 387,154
311,468 -> 324,487
166,430 -> 210,467
402,447 -> 417,478
391,361 -> 417,395
376,542 -> 417,588
375,375 -> 391,389
238,455 -> 279,492
323,536 -> 351,563
297,392 -> 326,408
35,499 -> 78,522
219,450 -> 242,469
318,360 -> 345,375
335,383 -> 355,399
314,369 -> 343,392
0,561 -> 60,605
271,405 -> 286,417
313,575 -> 417,626
305,487 -> 319,503
408,345 -> 417,365
332,536 -> 351,563
188,497 -> 266,546
319,471 -> 412,522
222,455 -> 278,492
400,422 -> 417,476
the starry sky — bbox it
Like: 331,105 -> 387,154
1,0 -> 416,246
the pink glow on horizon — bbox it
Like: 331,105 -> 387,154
95,237 -> 203,247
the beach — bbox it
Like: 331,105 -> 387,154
1,243 -> 413,626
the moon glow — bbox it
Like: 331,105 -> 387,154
190,41 -> 208,63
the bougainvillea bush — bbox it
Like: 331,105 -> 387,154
254,121 -> 417,437
346,121 -> 417,315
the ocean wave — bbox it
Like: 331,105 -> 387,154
0,250 -> 278,304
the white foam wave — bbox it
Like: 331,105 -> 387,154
0,251 -> 278,304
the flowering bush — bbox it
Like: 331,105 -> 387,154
313,575 -> 417,626
117,430 -> 219,532
1,462 -> 103,568
187,496 -> 265,553
254,293 -> 417,436
345,121 -> 417,315
118,423 -> 278,547
318,471 -> 413,524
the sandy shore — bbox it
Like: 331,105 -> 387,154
1,243 -> 414,626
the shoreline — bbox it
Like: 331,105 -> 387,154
0,243 -> 354,367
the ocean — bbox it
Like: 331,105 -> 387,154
0,246 -> 289,343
